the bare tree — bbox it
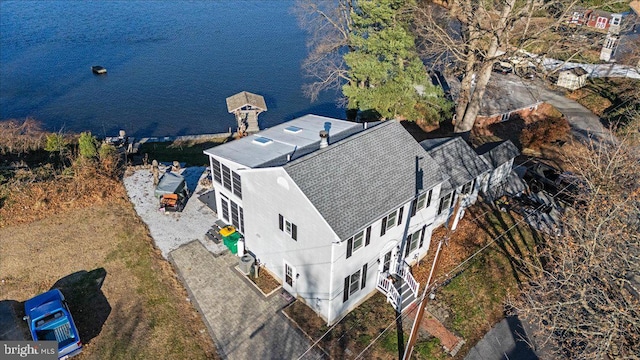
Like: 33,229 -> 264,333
294,0 -> 356,101
411,0 -> 630,135
512,137 -> 640,359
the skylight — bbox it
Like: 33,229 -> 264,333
284,125 -> 302,134
252,136 -> 273,146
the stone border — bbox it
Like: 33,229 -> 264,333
233,265 -> 282,298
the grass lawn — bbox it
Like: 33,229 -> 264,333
0,192 -> 218,359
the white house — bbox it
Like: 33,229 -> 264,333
203,115 -> 518,325
419,137 -> 492,231
475,140 -> 521,201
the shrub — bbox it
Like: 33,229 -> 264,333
520,116 -> 570,150
44,133 -> 68,154
78,132 -> 98,159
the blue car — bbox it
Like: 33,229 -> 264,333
24,289 -> 83,359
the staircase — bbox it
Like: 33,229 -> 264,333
376,264 -> 419,313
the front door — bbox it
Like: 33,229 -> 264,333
382,251 -> 392,273
283,261 -> 296,295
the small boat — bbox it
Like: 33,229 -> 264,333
92,65 -> 107,74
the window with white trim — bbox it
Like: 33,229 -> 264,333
211,158 -> 221,184
380,206 -> 403,236
221,164 -> 232,191
461,179 -> 475,195
346,226 -> 371,258
232,171 -> 242,199
411,189 -> 433,217
230,200 -> 244,233
220,195 -> 229,221
438,192 -> 453,215
342,263 -> 368,302
405,228 -> 425,257
278,214 -> 297,240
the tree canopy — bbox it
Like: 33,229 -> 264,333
342,0 -> 451,122
296,0 -> 451,123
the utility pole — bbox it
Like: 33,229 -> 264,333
403,196 -> 461,360
395,155 -> 423,359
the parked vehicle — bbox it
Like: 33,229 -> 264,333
23,289 -> 83,359
523,161 -> 584,204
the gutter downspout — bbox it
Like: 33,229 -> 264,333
327,240 -> 337,324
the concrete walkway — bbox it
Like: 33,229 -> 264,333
169,241 -> 321,360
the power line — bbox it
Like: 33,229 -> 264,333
355,180 -> 578,359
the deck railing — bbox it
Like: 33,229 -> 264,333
394,264 -> 419,298
376,274 -> 401,311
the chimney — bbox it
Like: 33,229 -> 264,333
319,130 -> 329,149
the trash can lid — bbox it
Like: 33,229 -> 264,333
219,225 -> 236,237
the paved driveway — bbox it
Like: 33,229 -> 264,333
169,241 -> 322,360
464,316 -> 538,360
493,73 -> 610,142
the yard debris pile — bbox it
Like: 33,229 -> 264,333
123,166 -> 226,258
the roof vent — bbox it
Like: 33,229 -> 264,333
252,136 -> 273,146
319,130 -> 329,149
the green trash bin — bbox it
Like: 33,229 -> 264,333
222,231 -> 241,254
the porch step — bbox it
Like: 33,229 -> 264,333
395,280 -> 417,313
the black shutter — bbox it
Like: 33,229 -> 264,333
427,189 -> 432,207
292,223 -> 298,241
365,226 -> 371,246
361,263 -> 368,289
411,199 -> 417,217
380,217 -> 387,236
419,225 -> 426,248
397,206 -> 404,225
279,214 -> 284,231
346,238 -> 353,258
343,276 -> 350,302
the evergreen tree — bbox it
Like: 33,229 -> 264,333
342,0 -> 450,123
78,132 -> 98,159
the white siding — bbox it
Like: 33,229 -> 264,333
328,184 -> 443,323
241,167 -> 338,322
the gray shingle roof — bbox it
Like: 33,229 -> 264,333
284,121 -> 445,240
420,137 -> 491,188
475,140 -> 520,168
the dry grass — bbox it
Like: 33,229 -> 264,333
0,190 -> 218,359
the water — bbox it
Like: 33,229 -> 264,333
0,0 -> 344,137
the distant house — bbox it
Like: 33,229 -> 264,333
569,9 -> 622,34
445,73 -> 542,128
203,115 -> 518,325
557,67 -> 589,90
